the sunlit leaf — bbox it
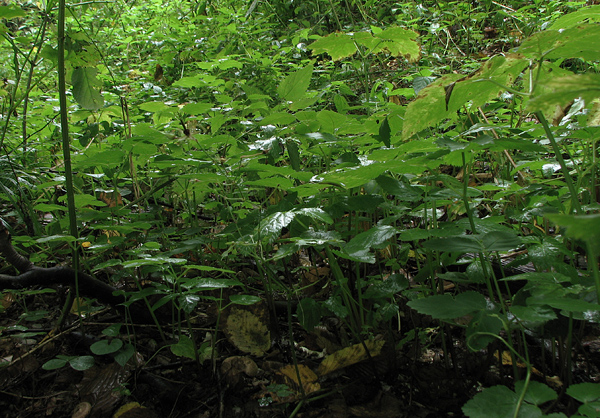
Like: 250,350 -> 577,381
278,64 -> 313,102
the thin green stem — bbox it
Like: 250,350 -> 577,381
536,112 -> 582,214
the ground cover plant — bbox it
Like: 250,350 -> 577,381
1,0 -> 600,417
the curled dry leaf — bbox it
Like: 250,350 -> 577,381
317,339 -> 385,377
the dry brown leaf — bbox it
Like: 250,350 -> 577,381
317,339 -> 385,377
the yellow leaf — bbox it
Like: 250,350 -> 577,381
317,339 -> 385,376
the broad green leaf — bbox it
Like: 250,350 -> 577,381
259,112 -> 297,126
182,102 -> 213,115
568,383 -> 600,403
309,33 -> 357,61
373,116 -> 391,147
515,381 -> 557,406
259,211 -> 296,238
376,175 -> 422,201
317,110 -> 347,133
481,231 -> 521,252
171,335 -> 196,360
540,298 -> 600,313
297,298 -> 322,331
0,5 -> 27,19
519,25 -> 600,61
403,55 -> 527,139
230,295 -> 261,305
550,5 -> 600,29
102,324 -> 121,337
184,265 -> 235,274
462,385 -> 543,418
90,339 -> 123,355
294,208 -> 334,224
69,356 -> 95,371
345,225 -> 397,260
510,305 -> 557,323
423,235 -> 482,253
363,274 -> 408,299
407,291 -> 486,320
401,73 -> 463,139
183,278 -> 242,290
121,257 -> 187,268
466,310 -> 504,351
36,234 -> 78,243
375,26 -> 420,62
114,343 -> 135,367
278,64 -> 313,102
546,213 -> 600,255
58,194 -> 106,208
33,203 -> 66,212
528,74 -> 600,115
179,294 -> 201,313
324,296 -> 349,319
42,358 -> 69,370
72,67 -> 104,110
138,101 -> 171,112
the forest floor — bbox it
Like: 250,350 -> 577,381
1,257 -> 599,418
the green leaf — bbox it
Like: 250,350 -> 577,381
407,291 -> 486,320
546,213 -> 600,256
90,339 -> 123,355
114,343 -> 135,367
462,385 -> 543,418
297,298 -> 322,331
184,265 -> 235,274
344,225 -> 397,262
179,294 -> 201,313
71,67 -> 104,110
36,235 -> 78,244
182,102 -> 213,115
42,358 -> 69,370
423,236 -> 482,253
278,64 -> 313,102
481,231 -> 522,252
260,112 -> 297,126
69,355 -> 95,371
230,295 -> 261,305
183,278 -> 242,290
466,310 -> 503,351
363,274 -> 409,299
567,383 -> 600,403
528,74 -> 600,115
374,116 -> 391,147
171,335 -> 196,360
550,5 -> 600,29
374,26 -> 420,62
309,33 -> 357,61
0,5 -> 26,19
515,381 -> 557,406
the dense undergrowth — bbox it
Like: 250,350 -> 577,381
1,0 -> 600,417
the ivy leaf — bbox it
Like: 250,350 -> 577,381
72,67 -> 104,110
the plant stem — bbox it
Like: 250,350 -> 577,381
536,112 -> 582,214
